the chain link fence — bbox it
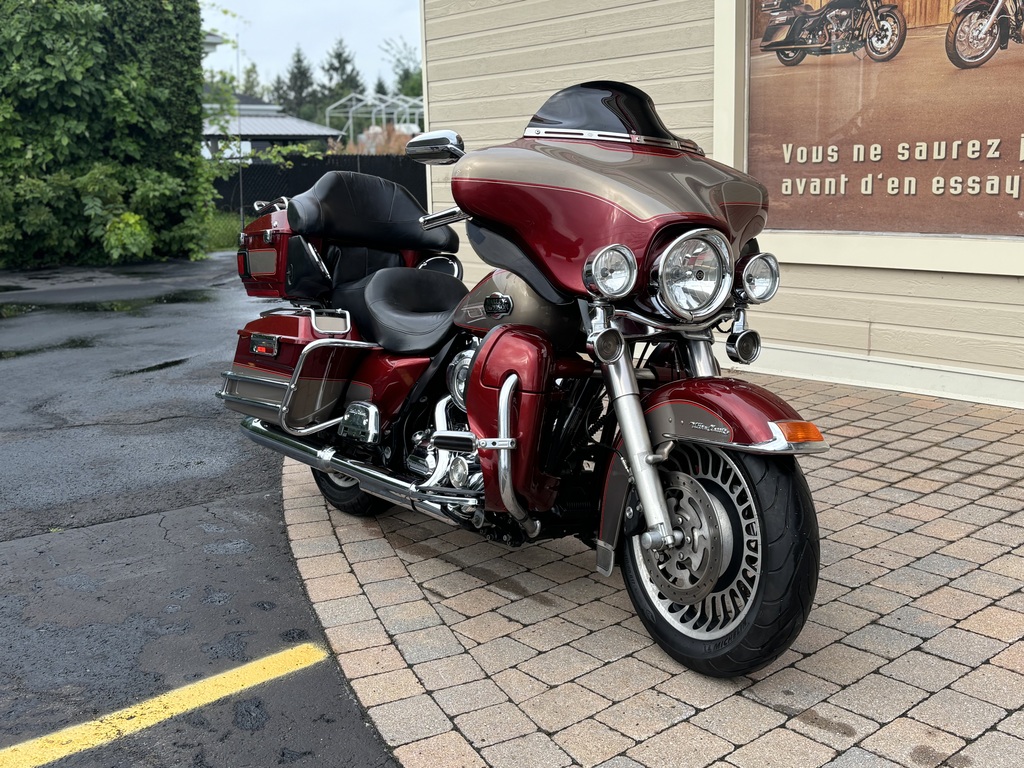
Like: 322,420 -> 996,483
205,155 -> 428,252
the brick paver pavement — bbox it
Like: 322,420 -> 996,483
282,373 -> 1024,768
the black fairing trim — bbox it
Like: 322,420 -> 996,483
339,268 -> 469,354
466,222 -> 569,305
285,236 -> 331,300
287,171 -> 459,253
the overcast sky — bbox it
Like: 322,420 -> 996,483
201,0 -> 421,92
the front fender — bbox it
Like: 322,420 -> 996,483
594,377 -> 826,575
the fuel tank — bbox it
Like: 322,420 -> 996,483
453,270 -> 582,348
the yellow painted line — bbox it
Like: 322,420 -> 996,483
0,642 -> 329,768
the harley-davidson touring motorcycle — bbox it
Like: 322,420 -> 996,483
946,0 -> 1023,68
218,82 -> 827,677
760,0 -> 908,66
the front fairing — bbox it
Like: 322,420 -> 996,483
449,82 -> 768,298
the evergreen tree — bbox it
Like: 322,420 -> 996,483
382,38 -> 422,97
321,38 -> 364,104
281,47 -> 316,119
240,63 -> 264,100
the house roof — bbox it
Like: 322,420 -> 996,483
203,113 -> 342,142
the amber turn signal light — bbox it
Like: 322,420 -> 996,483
774,420 -> 824,444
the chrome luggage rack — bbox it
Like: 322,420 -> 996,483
217,307 -> 381,436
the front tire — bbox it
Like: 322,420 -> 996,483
945,11 -> 1000,68
311,468 -> 385,517
621,444 -> 818,677
776,49 -> 807,66
865,9 -> 907,61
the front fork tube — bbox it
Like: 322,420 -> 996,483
590,306 -> 678,551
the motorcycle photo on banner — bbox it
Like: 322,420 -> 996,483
946,0 -> 1024,68
217,82 -> 827,678
759,0 -> 908,65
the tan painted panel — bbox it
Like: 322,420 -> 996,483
754,314 -> 870,352
870,325 -> 1024,370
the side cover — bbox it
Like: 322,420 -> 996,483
596,377 -> 827,574
466,325 -> 560,514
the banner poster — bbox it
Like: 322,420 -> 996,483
747,1 -> 1024,237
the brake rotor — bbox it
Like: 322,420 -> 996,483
641,471 -> 734,604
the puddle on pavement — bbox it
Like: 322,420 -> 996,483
114,358 -> 190,377
0,337 -> 96,360
0,289 -> 212,320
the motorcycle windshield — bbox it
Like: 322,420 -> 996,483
451,82 -> 769,297
524,81 -> 703,154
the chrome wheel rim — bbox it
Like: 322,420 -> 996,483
324,471 -> 358,489
633,444 -> 762,641
869,17 -> 897,55
957,11 -> 998,61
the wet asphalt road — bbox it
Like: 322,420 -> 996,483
0,254 -> 396,767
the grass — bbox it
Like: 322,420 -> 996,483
204,210 -> 244,252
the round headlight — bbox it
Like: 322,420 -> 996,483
653,229 -> 733,321
583,245 -> 637,299
741,253 -> 780,304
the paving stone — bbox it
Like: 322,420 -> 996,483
577,656 -> 670,702
487,570 -> 558,601
455,701 -> 537,748
469,636 -> 537,674
422,570 -> 487,599
290,535 -> 342,559
532,559 -> 590,584
560,601 -> 632,630
595,688 -> 693,741
878,532 -> 946,558
342,537 -> 395,563
480,731 -> 572,768
789,702 -> 881,751
920,627 -> 1007,666
393,731 -> 485,768
939,537 -> 1010,564
790,621 -> 845,655
492,667 -> 549,704
368,693 -> 452,747
745,668 -> 839,715
828,674 -> 928,723
908,688 -> 1006,739
828,524 -> 895,549
877,606 -> 954,638
626,722 -> 731,768
352,556 -> 410,584
811,601 -> 879,633
956,605 -> 1024,642
336,644 -> 408,679
496,592 -> 577,625
394,625 -> 465,665
951,731 -> 1024,768
910,586 -> 991,620
518,645 -> 604,686
727,728 -> 835,768
324,618 -> 390,654
554,719 -> 635,768
653,667 -> 750,709
314,594 -> 375,628
879,650 -> 969,692
822,747 -> 900,768
295,552 -> 351,579
520,682 -> 611,732
998,710 -> 1024,738
952,664 -> 1024,709
949,567 -> 1020,598
689,695 -> 787,745
570,624 -> 653,661
351,668 -> 425,707
377,600 -> 442,635
871,566 -> 949,598
795,644 -> 885,686
853,547 -> 916,570
433,678 -> 509,717
990,640 -> 1024,673
439,586 -> 510,617
451,612 -> 522,643
413,653 -> 485,691
510,616 -> 590,652
860,717 -> 964,768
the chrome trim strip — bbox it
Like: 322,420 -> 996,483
497,375 -> 541,539
523,127 -> 703,154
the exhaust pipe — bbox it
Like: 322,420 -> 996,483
240,417 -> 473,524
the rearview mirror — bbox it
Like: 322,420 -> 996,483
406,130 -> 465,165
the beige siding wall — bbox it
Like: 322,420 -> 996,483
421,1 -> 1024,404
423,0 -> 715,285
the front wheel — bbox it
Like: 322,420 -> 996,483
945,11 -> 1000,68
311,468 -> 386,517
865,8 -> 907,61
621,443 -> 818,677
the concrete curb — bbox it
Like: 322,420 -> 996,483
282,373 -> 1024,768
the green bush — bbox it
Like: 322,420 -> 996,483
0,0 -> 214,268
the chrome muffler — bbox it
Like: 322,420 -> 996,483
240,417 -> 475,524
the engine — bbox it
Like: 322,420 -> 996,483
827,8 -> 854,40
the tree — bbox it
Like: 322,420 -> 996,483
0,0 -> 213,267
374,76 -> 388,96
382,37 -> 422,98
281,46 -> 316,120
240,62 -> 264,100
320,37 -> 364,107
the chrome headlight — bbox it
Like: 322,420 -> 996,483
583,245 -> 637,299
740,253 -> 780,304
652,229 -> 733,321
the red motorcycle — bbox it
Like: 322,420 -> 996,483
218,82 -> 827,677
